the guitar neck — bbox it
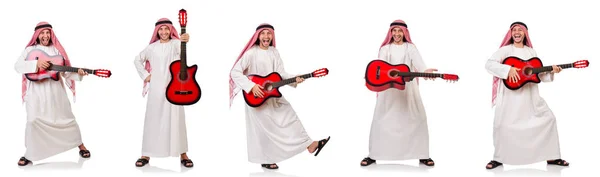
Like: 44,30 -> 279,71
180,27 -> 187,70
532,63 -> 573,74
272,73 -> 313,88
396,72 -> 444,78
49,65 -> 94,74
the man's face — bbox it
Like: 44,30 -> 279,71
258,29 -> 272,48
511,26 -> 525,44
158,25 -> 171,41
391,27 -> 404,43
38,29 -> 51,46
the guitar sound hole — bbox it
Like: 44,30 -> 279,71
178,73 -> 188,81
389,71 -> 400,77
264,83 -> 273,91
523,68 -> 533,75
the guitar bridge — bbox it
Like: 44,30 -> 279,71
175,91 -> 193,95
376,66 -> 380,80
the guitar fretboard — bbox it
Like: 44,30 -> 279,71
272,73 -> 313,88
49,65 -> 94,74
392,71 -> 444,78
531,63 -> 573,74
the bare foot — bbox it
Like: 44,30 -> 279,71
307,141 -> 318,153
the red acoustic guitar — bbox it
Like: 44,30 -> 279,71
24,49 -> 111,81
242,68 -> 329,107
364,59 -> 458,92
165,9 -> 201,106
502,56 -> 589,90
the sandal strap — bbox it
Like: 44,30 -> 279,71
137,158 -> 149,163
362,157 -> 375,162
488,160 -> 501,166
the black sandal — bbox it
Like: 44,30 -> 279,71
419,158 -> 435,166
181,159 -> 194,168
261,163 -> 279,169
79,150 -> 91,158
360,157 -> 376,166
314,136 -> 331,156
135,158 -> 149,167
18,157 -> 31,166
486,160 -> 502,169
547,159 -> 569,166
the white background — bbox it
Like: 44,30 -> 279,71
0,0 -> 598,176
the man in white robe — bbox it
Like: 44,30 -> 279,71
229,23 -> 331,170
361,19 -> 437,167
14,22 -> 91,166
133,18 -> 193,168
484,21 -> 569,169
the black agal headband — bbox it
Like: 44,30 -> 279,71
155,20 -> 173,26
35,24 -> 52,31
510,21 -> 528,29
256,24 -> 274,31
390,22 -> 407,28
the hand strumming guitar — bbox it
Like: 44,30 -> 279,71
251,84 -> 265,98
508,67 -> 521,83
424,68 -> 438,80
37,60 -> 50,70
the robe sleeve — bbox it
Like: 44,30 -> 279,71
174,40 -> 182,61
533,49 -> 554,82
230,48 -> 257,93
273,49 -> 298,88
485,47 -> 511,79
134,46 -> 151,81
62,71 -> 83,81
14,47 -> 38,74
378,46 -> 390,62
408,44 -> 427,72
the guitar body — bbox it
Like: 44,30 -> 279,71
365,59 -> 412,92
502,56 -> 543,90
24,49 -> 65,81
242,72 -> 284,107
165,60 -> 201,105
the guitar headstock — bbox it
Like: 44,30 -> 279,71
178,9 -> 187,27
311,68 -> 329,77
93,69 -> 112,78
442,74 -> 459,82
573,60 -> 589,68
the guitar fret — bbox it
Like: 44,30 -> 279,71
532,63 -> 573,74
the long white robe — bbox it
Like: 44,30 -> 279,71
230,46 -> 313,164
134,39 -> 188,157
368,43 -> 430,160
485,44 -> 561,165
14,45 -> 84,161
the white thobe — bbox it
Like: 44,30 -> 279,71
368,43 -> 430,160
485,44 -> 561,165
134,39 -> 188,157
230,46 -> 313,164
14,45 -> 84,161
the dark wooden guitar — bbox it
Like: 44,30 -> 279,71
165,9 -> 202,105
